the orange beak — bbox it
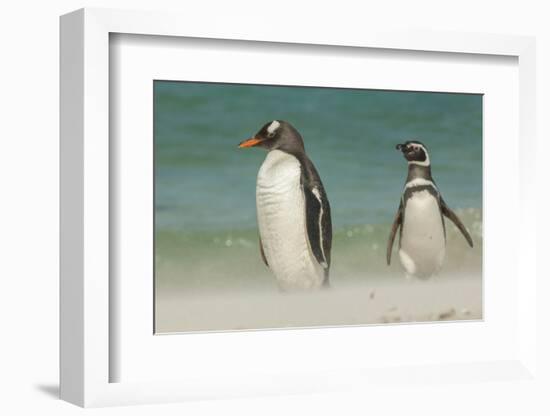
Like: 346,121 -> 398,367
238,136 -> 263,148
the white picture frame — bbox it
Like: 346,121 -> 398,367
60,7 -> 538,408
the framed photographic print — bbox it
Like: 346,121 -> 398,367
60,8 -> 538,408
152,81 -> 482,334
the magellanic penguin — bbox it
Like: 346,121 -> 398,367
238,120 -> 332,291
387,141 -> 473,279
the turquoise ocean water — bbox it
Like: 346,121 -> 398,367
154,81 -> 483,293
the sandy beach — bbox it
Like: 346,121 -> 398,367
155,274 -> 482,333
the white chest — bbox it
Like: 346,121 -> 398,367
403,190 -> 442,231
257,150 -> 302,198
255,150 -> 324,290
400,189 -> 446,278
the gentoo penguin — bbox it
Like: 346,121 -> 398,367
387,141 -> 473,279
238,120 -> 332,291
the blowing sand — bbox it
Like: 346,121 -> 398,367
155,274 -> 482,333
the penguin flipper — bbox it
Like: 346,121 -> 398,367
303,183 -> 332,271
440,199 -> 474,247
387,201 -> 403,265
259,237 -> 269,267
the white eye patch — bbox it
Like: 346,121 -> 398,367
267,120 -> 280,135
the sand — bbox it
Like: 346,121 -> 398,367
155,274 -> 482,333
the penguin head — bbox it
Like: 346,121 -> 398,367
238,120 -> 305,154
396,140 -> 430,166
